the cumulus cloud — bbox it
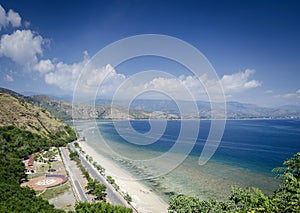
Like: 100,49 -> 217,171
33,59 -> 54,73
220,69 -> 261,93
0,4 -> 21,30
4,74 -> 13,82
45,59 -> 87,91
45,58 -> 127,99
0,30 -> 44,67
88,68 -> 261,101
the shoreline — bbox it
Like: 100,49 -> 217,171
78,141 -> 169,213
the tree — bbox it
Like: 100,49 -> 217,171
92,183 -> 107,200
69,151 -> 79,160
272,152 -> 300,212
85,179 -> 100,193
86,179 -> 107,200
107,176 -> 115,184
124,193 -> 132,203
75,201 -> 132,213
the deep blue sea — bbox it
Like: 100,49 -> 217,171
75,119 -> 300,200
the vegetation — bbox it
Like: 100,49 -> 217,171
0,184 -> 64,213
168,152 -> 300,213
0,125 -> 74,212
106,176 -> 115,184
0,89 -> 132,212
93,162 -> 105,175
75,201 -> 132,213
0,125 -> 133,212
124,193 -> 132,203
85,179 -> 107,200
69,150 -> 79,161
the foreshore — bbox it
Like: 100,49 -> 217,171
78,141 -> 169,213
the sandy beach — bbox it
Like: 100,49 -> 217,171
79,141 -> 169,213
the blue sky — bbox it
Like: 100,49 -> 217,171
0,0 -> 299,107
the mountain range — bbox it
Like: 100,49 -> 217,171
1,87 -> 299,120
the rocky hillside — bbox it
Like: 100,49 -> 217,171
0,91 -> 74,138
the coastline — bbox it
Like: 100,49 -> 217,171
78,141 -> 169,213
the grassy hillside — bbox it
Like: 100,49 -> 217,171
0,92 -> 75,139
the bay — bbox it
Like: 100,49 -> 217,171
74,119 -> 300,201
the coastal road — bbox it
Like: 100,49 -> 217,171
69,143 -> 130,207
60,147 -> 87,202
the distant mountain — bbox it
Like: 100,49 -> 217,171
3,87 -> 298,120
111,99 -> 300,119
28,95 -> 179,120
0,90 -> 74,138
31,95 -> 300,120
277,105 -> 300,111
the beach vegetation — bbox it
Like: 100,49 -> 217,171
124,193 -> 132,203
107,176 -> 115,184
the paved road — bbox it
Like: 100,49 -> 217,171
60,147 -> 87,202
69,143 -> 130,207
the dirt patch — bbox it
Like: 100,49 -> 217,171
48,186 -> 75,211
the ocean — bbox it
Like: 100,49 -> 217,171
74,119 -> 300,201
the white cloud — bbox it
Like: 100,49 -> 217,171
0,30 -> 44,67
275,89 -> 300,99
0,4 -> 21,30
33,59 -> 54,73
220,69 -> 261,93
7,9 -> 21,27
45,59 -> 87,91
4,74 -> 13,82
89,68 -> 261,101
284,90 -> 300,98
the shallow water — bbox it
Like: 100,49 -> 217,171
74,119 -> 300,201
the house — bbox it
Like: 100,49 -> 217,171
28,154 -> 35,166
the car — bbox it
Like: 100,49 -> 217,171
48,168 -> 56,172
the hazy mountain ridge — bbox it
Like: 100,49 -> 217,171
28,95 -> 179,120
109,99 -> 300,119
2,88 -> 298,120
26,95 -> 300,120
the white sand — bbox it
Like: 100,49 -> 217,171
79,141 -> 168,213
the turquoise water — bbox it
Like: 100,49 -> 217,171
74,119 -> 300,201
